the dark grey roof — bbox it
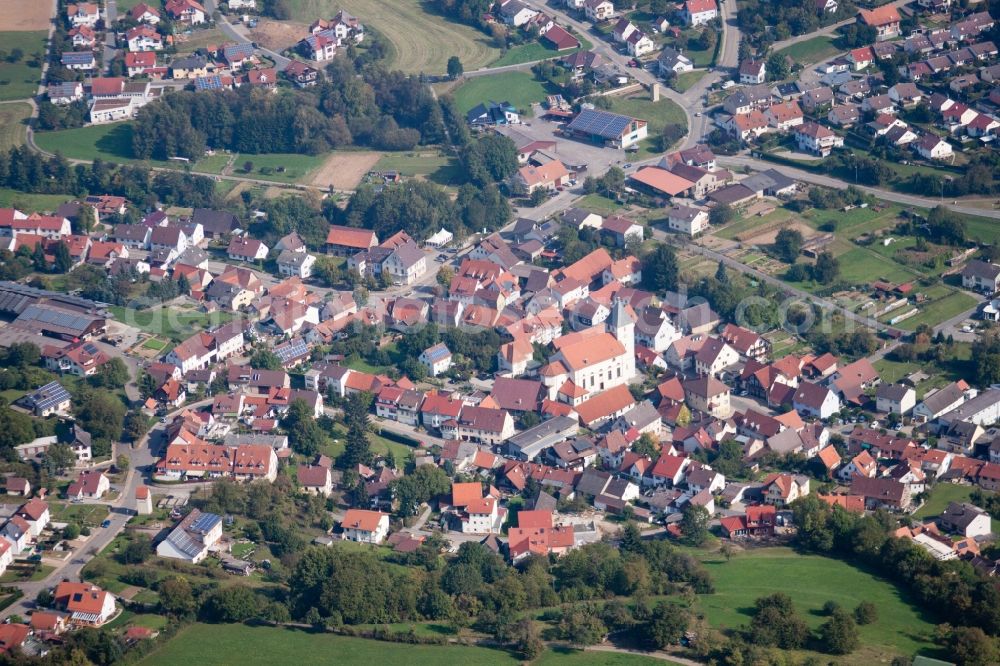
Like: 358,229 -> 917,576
567,108 -> 636,139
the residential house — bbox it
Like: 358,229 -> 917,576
961,260 -> 1000,293
762,472 -> 810,507
419,343 -> 453,377
876,383 -> 916,415
858,5 -> 901,41
851,476 -> 911,510
795,122 -> 843,156
156,509 -> 223,562
340,509 -> 390,544
683,375 -> 731,418
56,582 -> 116,626
939,502 -> 991,538
683,0 -> 717,26
658,48 -> 694,75
584,0 -> 614,22
666,204 -> 709,236
164,0 -> 207,25
739,59 -> 767,85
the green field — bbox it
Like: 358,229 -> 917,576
714,208 -> 795,241
49,502 -> 111,525
35,123 -> 148,164
34,124 -> 324,183
0,32 -> 47,101
963,215 -> 1000,245
535,649 -> 668,665
287,0 -> 501,74
108,306 -> 235,342
0,564 -> 54,583
776,36 -> 840,65
232,152 -> 325,184
374,151 -> 463,186
453,71 -> 551,115
895,290 -> 977,331
142,624 -> 519,665
142,624 -> 675,665
672,70 -> 707,93
0,187 -> 71,212
697,547 -> 937,660
492,41 -> 576,68
0,102 -> 31,150
835,247 -> 917,285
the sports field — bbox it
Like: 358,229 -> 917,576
286,0 -> 500,74
696,547 -> 936,660
0,102 -> 31,150
0,32 -> 48,101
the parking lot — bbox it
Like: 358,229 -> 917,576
497,109 -> 632,178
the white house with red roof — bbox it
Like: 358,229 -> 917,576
17,499 -> 50,537
858,5 -> 901,41
129,3 -> 161,23
341,509 -> 390,544
126,25 -> 163,52
683,0 -> 717,25
165,0 -> 206,24
795,122 -> 843,156
56,582 -> 116,626
67,2 -> 101,27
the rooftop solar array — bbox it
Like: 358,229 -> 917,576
567,108 -> 634,139
17,304 -> 100,335
195,75 -> 225,91
0,281 -> 101,313
190,511 -> 222,535
275,337 -> 308,362
25,381 -> 71,412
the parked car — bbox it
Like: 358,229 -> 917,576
101,520 -> 112,528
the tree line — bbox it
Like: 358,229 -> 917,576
0,147 -> 220,210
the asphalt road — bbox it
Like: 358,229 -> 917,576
104,0 -> 119,75
718,155 -> 1000,220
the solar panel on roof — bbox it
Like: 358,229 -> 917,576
27,381 -> 71,411
567,108 -> 633,139
190,512 -> 221,534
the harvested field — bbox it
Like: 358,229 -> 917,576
0,0 -> 52,31
309,151 -> 382,190
740,219 -> 817,246
0,102 -> 31,150
249,19 -> 310,52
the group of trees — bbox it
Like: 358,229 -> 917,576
0,147 -> 220,211
132,59 -> 444,160
283,528 -> 711,650
738,0 -> 852,49
972,328 -> 1000,386
337,178 -> 506,245
792,495 -> 1000,638
786,251 -> 840,285
746,593 -> 864,655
